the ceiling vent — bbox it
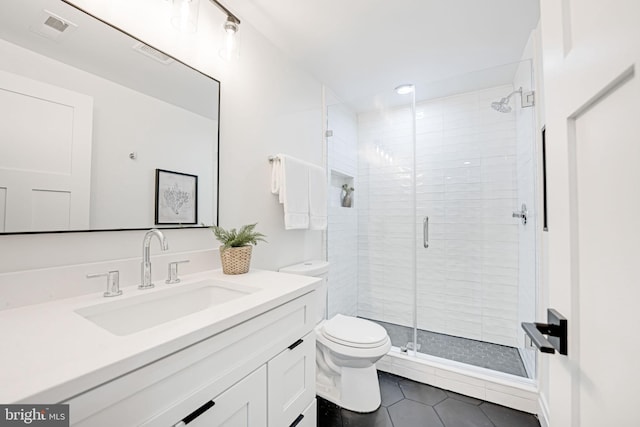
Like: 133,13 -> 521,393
31,10 -> 78,41
132,42 -> 175,65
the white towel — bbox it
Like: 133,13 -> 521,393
278,155 -> 309,229
308,165 -> 327,230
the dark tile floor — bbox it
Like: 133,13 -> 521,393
368,319 -> 528,378
317,371 -> 540,427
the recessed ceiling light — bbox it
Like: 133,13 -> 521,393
395,84 -> 414,95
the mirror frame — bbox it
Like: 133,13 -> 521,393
0,1 -> 220,235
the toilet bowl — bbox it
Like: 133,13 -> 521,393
279,261 -> 391,413
315,314 -> 391,412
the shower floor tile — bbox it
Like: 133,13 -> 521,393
366,318 -> 529,378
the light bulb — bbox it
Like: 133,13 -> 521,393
220,17 -> 240,61
171,0 -> 199,33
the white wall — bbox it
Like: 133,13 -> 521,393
0,39 -> 217,230
0,0 -> 323,276
326,98 -> 358,318
357,85 -> 522,347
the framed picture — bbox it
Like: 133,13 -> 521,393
155,169 -> 198,225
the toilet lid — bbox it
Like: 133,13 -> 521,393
322,314 -> 389,348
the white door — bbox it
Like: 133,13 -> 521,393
540,1 -> 640,426
0,70 -> 92,232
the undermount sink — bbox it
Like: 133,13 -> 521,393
75,280 -> 259,336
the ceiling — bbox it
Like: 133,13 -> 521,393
231,0 -> 540,111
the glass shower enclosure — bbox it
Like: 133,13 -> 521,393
326,60 -> 538,379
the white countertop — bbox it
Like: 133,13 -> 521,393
0,269 -> 319,404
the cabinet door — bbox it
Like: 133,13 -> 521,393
267,332 -> 315,427
174,366 -> 266,427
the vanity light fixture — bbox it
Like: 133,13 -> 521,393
171,0 -> 241,60
220,15 -> 240,61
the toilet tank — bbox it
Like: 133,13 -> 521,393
279,260 -> 329,324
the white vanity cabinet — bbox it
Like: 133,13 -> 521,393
64,291 -> 317,427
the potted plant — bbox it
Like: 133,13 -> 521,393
341,183 -> 354,207
210,223 -> 267,274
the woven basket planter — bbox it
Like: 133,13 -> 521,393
219,245 -> 252,274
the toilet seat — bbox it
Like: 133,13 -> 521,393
322,314 -> 389,349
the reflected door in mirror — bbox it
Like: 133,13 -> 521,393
0,70 -> 93,232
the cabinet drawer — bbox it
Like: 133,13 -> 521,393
170,366 -> 266,427
267,332 -> 315,427
288,399 -> 316,427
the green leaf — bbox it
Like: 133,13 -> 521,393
210,222 -> 267,249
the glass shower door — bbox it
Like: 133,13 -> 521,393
414,60 -> 538,378
352,88 -> 417,350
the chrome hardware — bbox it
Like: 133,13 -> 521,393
512,203 -> 528,225
406,342 -> 421,351
166,260 -> 190,284
140,229 -> 169,290
522,90 -> 535,108
87,270 -> 122,297
423,216 -> 429,248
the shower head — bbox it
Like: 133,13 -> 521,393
491,99 -> 512,113
490,87 -> 524,113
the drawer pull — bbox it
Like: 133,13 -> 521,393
176,400 -> 215,426
288,339 -> 304,350
289,413 -> 305,427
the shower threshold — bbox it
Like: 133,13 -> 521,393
365,318 -> 529,378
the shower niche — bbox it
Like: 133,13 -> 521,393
330,170 -> 354,208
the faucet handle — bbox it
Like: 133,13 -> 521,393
166,260 -> 190,284
87,270 -> 123,297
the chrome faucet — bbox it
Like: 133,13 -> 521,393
140,229 -> 169,289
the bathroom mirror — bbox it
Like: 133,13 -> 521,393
0,0 -> 219,233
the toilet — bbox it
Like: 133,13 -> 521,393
279,260 -> 391,413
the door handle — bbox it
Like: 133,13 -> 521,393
423,216 -> 429,248
521,308 -> 568,355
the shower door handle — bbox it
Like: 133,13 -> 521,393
512,203 -> 528,225
423,216 -> 429,248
